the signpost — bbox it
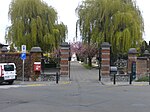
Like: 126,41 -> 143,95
20,45 -> 26,82
22,45 -> 26,53
130,61 -> 136,84
132,61 -> 136,80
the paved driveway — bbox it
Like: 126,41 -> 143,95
70,61 -> 99,83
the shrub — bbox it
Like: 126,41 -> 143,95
136,76 -> 149,82
82,63 -> 92,69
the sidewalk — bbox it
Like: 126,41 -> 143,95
14,61 -> 150,87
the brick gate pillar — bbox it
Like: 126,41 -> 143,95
144,50 -> 150,74
30,47 -> 42,81
101,42 -> 111,76
60,42 -> 70,76
127,48 -> 138,74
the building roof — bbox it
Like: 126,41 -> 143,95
0,43 -> 8,48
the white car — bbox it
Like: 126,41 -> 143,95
0,63 -> 17,85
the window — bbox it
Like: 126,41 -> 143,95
4,65 -> 14,71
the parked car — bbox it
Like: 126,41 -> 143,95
0,63 -> 17,85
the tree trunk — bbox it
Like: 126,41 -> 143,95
84,58 -> 87,64
88,56 -> 92,67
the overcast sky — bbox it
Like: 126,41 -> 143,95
0,0 -> 149,44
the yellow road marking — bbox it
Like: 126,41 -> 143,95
61,81 -> 71,84
27,84 -> 46,87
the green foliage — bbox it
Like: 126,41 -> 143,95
5,0 -> 67,52
9,43 -> 16,52
82,63 -> 93,69
76,0 -> 144,58
139,41 -> 150,56
136,76 -> 149,82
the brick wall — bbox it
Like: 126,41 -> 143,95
136,57 -> 147,77
127,51 -> 150,78
127,54 -> 137,74
0,49 -> 42,81
0,52 -> 31,80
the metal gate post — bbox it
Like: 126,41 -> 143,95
56,72 -> 59,84
129,73 -> 132,85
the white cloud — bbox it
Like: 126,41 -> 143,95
46,0 -> 82,42
0,0 -> 82,44
0,0 -> 11,44
136,0 -> 150,42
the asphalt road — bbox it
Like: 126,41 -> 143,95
1,82 -> 150,112
0,62 -> 150,112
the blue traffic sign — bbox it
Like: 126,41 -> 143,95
20,53 -> 26,60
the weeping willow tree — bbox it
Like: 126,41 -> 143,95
5,0 -> 67,52
76,0 -> 144,62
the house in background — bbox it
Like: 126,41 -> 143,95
0,43 -> 8,52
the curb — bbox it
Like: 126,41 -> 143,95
100,81 -> 150,86
14,80 -> 72,87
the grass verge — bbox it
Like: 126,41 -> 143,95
82,63 -> 93,69
136,76 -> 149,82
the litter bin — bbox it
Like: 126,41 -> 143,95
110,66 -> 117,84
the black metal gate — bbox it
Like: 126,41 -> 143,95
40,57 -> 60,82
